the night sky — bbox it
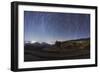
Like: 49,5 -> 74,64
24,11 -> 90,44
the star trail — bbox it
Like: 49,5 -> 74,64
24,11 -> 90,44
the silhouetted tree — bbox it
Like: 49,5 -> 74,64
55,41 -> 61,48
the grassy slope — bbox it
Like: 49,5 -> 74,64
24,38 -> 90,61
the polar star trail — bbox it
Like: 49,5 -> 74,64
24,11 -> 90,44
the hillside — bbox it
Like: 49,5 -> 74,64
24,38 -> 90,61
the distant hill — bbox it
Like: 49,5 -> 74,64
25,38 -> 90,50
60,37 -> 90,43
44,38 -> 90,52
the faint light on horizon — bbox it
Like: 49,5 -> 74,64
25,40 -> 55,44
30,40 -> 37,44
